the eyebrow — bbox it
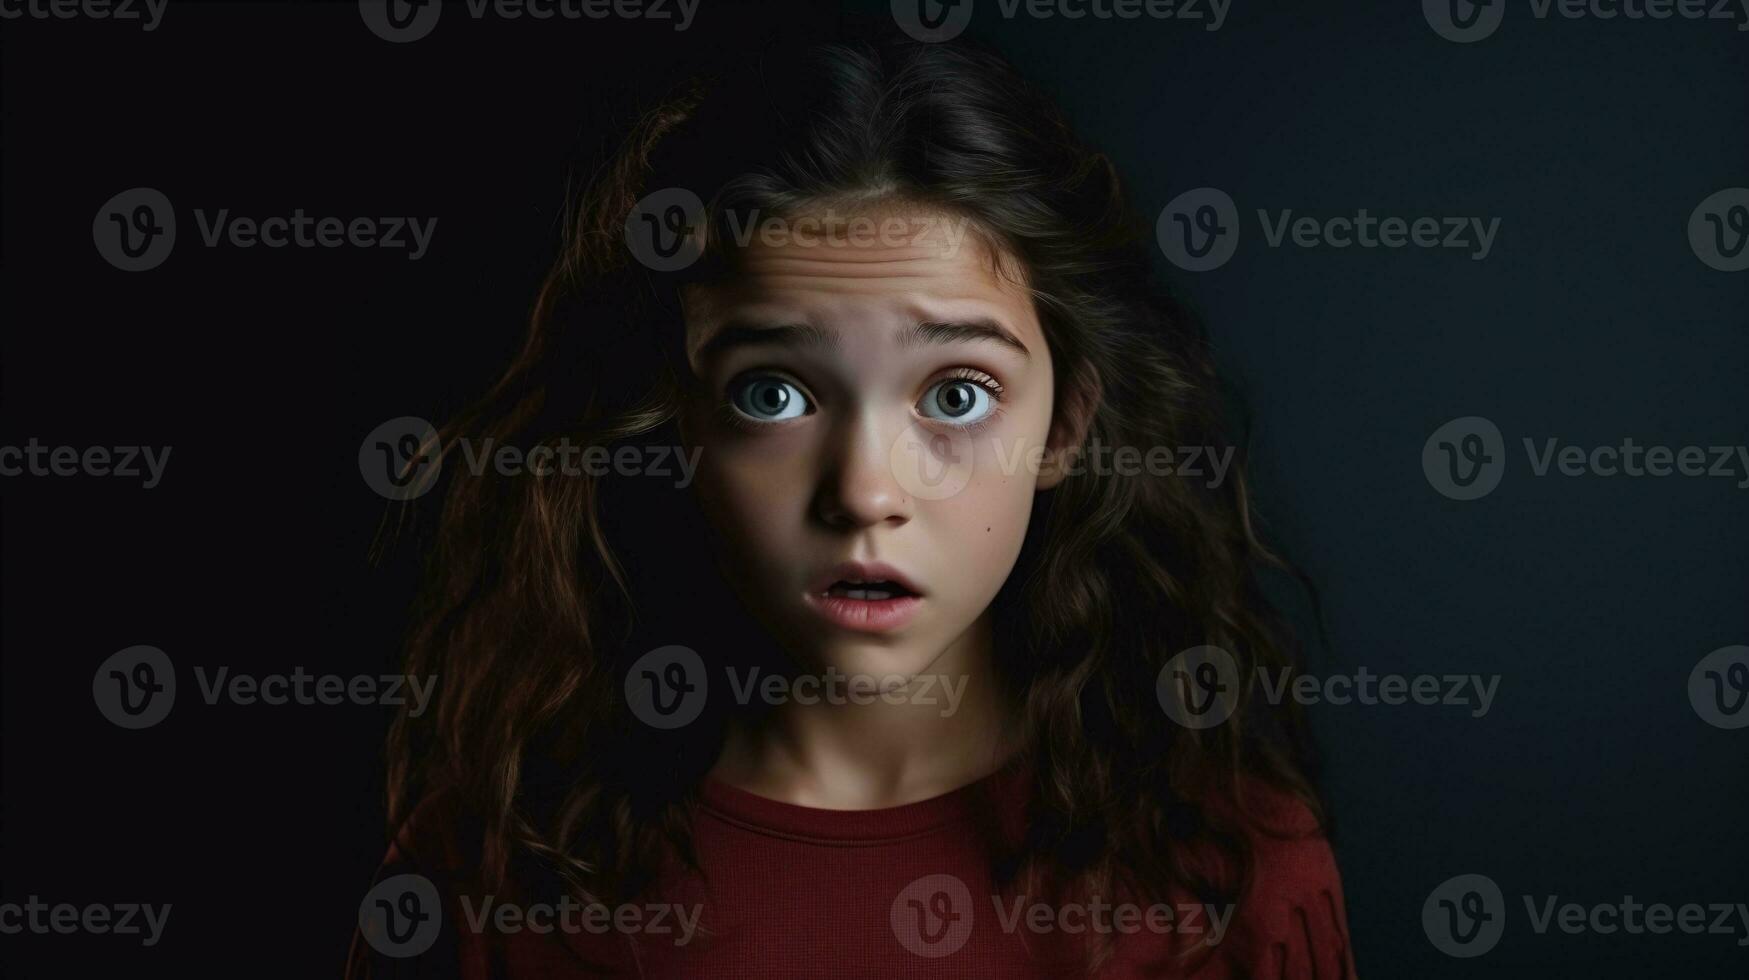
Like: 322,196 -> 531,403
903,318 -> 1031,358
695,322 -> 838,361
697,317 -> 1031,361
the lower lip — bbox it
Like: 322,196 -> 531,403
803,592 -> 922,633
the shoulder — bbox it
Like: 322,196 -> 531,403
348,790 -> 635,978
1106,780 -> 1358,978
1213,780 -> 1358,979
346,788 -> 490,980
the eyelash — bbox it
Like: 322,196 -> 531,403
925,367 -> 1007,435
718,370 -> 814,434
719,367 -> 1008,432
717,401 -> 787,435
941,366 -> 1005,399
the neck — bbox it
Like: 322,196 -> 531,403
710,612 -> 1018,809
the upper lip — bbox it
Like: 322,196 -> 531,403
807,560 -> 925,597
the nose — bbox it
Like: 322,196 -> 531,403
813,411 -> 913,531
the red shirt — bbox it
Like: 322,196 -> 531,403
353,767 -> 1356,978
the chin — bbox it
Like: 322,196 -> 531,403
814,637 -> 945,681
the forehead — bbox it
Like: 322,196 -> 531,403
682,206 -> 1040,361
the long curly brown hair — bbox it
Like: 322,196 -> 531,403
368,34 -> 1324,976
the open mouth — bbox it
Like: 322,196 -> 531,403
819,579 -> 919,601
804,563 -> 925,633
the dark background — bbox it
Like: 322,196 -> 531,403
2,0 -> 1745,975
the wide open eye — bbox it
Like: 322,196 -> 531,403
918,378 -> 996,425
729,375 -> 812,422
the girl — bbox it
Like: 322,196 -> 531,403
351,35 -> 1355,979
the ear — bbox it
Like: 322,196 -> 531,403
1036,359 -> 1102,490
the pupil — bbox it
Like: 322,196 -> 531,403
940,383 -> 972,416
758,384 -> 788,414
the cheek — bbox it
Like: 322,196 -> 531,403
932,470 -> 1032,569
691,426 -> 812,566
918,416 -> 1049,597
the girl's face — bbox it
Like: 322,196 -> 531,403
681,207 -> 1060,682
